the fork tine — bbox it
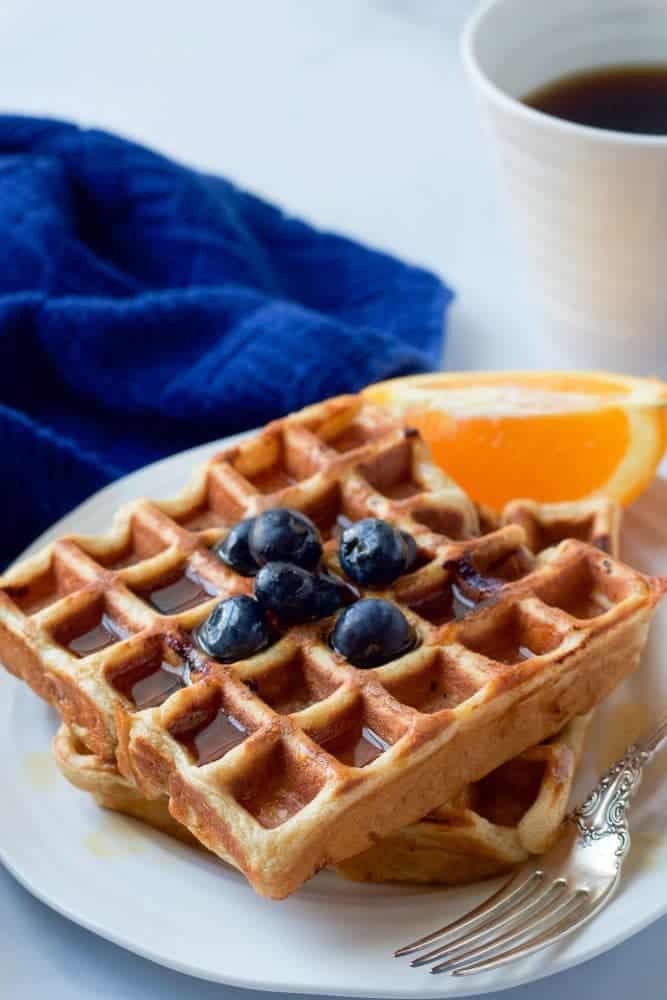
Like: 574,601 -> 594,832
394,869 -> 542,957
410,877 -> 562,967
428,880 -> 570,972
451,882 -> 616,977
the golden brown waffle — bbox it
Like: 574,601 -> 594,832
50,498 -> 611,886
53,723 -> 201,849
336,713 -> 592,884
336,496 -> 621,883
500,498 -> 622,560
54,712 -> 591,885
1,395 -> 664,898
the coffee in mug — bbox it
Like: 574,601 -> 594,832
524,64 -> 667,135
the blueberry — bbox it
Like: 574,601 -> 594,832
331,598 -> 415,668
255,562 -> 317,624
311,572 -> 356,619
339,519 -> 412,587
255,562 -> 351,624
194,595 -> 272,662
213,518 -> 258,576
401,531 -> 419,572
249,508 -> 322,571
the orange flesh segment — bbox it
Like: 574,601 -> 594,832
366,372 -> 667,509
405,408 -> 631,510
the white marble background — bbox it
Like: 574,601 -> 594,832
1,1 -> 665,997
1,0 -> 560,372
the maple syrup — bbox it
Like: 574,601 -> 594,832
182,708 -> 248,765
67,614 -> 127,658
143,567 -> 217,615
110,657 -> 187,709
324,725 -> 390,768
452,582 -> 480,620
408,589 -> 454,626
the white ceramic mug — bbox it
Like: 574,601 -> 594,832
462,0 -> 667,377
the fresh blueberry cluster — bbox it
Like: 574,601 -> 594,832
196,508 -> 418,668
255,563 -> 352,624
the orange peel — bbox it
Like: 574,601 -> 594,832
363,371 -> 667,509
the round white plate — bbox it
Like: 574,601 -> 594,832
1,438 -> 666,998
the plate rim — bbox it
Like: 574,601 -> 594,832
0,816 -> 664,1000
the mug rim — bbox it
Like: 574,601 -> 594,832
461,0 -> 667,147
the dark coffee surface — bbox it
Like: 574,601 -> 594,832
523,64 -> 667,134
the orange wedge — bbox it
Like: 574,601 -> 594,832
363,371 -> 667,510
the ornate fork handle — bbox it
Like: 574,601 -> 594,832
572,715 -> 667,859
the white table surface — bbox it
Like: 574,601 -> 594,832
1,1 -> 665,997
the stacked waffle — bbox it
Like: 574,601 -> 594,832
0,395 -> 663,898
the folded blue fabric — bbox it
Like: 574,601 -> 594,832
0,115 -> 453,568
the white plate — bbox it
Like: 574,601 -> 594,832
1,438 -> 666,999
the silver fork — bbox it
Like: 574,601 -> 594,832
395,715 -> 667,977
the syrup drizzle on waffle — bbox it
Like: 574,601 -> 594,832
0,394 -> 662,898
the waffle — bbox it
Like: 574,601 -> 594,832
336,496 -> 621,883
54,712 -> 592,885
53,723 -> 202,849
51,498 -> 612,886
1,395 -> 664,898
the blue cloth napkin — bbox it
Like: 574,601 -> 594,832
0,116 -> 453,569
